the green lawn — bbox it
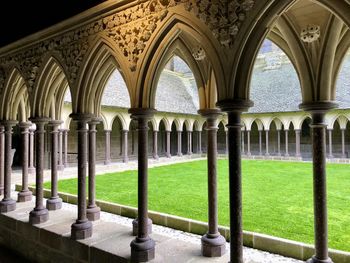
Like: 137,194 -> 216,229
44,160 -> 350,251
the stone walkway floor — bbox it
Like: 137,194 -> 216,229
10,156 -> 304,262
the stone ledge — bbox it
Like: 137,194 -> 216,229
18,185 -> 350,263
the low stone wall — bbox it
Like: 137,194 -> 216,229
18,185 -> 350,263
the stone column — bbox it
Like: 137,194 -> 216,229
225,131 -> 228,155
70,114 -> 92,240
198,131 -> 202,154
87,119 -> 101,221
166,130 -> 171,158
258,130 -> 262,155
198,109 -> 226,257
104,130 -> 111,165
295,129 -> 301,158
122,130 -> 129,163
46,120 -> 63,210
265,130 -> 269,156
0,121 -> 17,213
328,129 -> 333,158
341,129 -> 346,158
300,102 -> 335,263
217,100 -> 252,263
187,131 -> 192,155
177,131 -> 182,156
29,118 -> 49,223
277,130 -> 281,156
28,128 -> 35,174
63,129 -> 68,167
58,129 -> 64,170
285,130 -> 289,157
0,126 -> 3,196
247,130 -> 251,156
18,122 -> 33,202
153,131 -> 159,160
129,108 -> 155,262
241,131 -> 245,155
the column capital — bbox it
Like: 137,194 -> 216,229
104,129 -> 112,133
48,120 -> 64,127
69,113 -> 93,122
1,120 -> 18,127
128,108 -> 156,120
29,117 -> 50,125
198,109 -> 222,119
299,101 -> 338,113
216,99 -> 253,113
88,117 -> 102,126
19,122 -> 32,129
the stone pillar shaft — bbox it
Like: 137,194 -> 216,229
309,111 -> 332,262
63,130 -> 68,167
328,130 -> 333,158
58,129 -> 64,170
122,130 -> 129,163
29,119 -> 49,224
0,121 -> 17,213
166,131 -> 171,158
241,131 -> 245,154
18,122 -> 32,202
258,130 -> 262,155
153,131 -> 159,159
247,131 -> 251,156
225,131 -> 228,155
0,126 -> 3,196
46,121 -> 63,210
87,120 -> 101,221
285,130 -> 289,157
71,115 -> 92,240
341,129 -> 346,158
177,131 -> 182,156
187,131 -> 192,155
104,130 -> 111,164
265,130 -> 269,156
28,128 -> 35,173
277,130 -> 281,156
198,131 -> 202,154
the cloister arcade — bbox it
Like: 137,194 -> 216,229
1,1 -> 350,263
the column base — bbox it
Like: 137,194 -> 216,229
153,155 -> 159,160
87,205 -> 101,221
177,153 -> 183,157
57,164 -> 65,171
285,154 -> 290,157
201,233 -> 226,257
0,187 -> 4,196
265,153 -> 270,156
130,237 -> 155,262
17,190 -> 33,202
166,153 -> 171,158
306,256 -> 333,263
0,199 -> 16,213
132,218 -> 152,236
46,197 -> 62,210
29,208 -> 49,224
28,167 -> 35,174
104,160 -> 111,165
123,157 -> 129,163
71,220 -> 93,240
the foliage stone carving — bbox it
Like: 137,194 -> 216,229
0,67 -> 5,95
185,0 -> 255,48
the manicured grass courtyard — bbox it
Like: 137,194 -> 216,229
44,160 -> 350,251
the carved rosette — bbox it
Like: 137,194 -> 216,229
185,0 -> 255,48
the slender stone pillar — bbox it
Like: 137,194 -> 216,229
166,131 -> 171,158
70,114 -> 93,239
198,131 -> 202,154
247,130 -> 251,156
277,130 -> 281,156
18,122 -> 33,202
177,131 -> 182,156
87,119 -> 101,221
225,131 -> 228,155
258,130 -> 262,155
29,118 -> 49,223
0,121 -> 17,212
46,120 -> 63,210
198,109 -> 226,257
285,130 -> 289,157
0,126 -> 4,196
241,131 -> 245,155
187,131 -> 192,155
300,102 -> 336,263
58,129 -> 64,170
265,130 -> 269,156
153,131 -> 159,159
28,128 -> 35,174
63,129 -> 68,167
122,130 -> 129,163
328,129 -> 333,158
104,130 -> 111,165
129,108 -> 155,262
341,129 -> 346,158
295,129 -> 301,158
217,99 -> 252,263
